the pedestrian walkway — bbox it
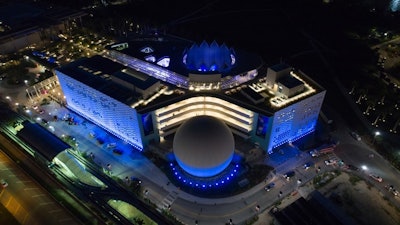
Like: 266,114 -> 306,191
266,144 -> 312,174
157,191 -> 178,212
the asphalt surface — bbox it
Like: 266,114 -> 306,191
0,138 -> 83,225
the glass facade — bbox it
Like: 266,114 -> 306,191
141,113 -> 154,136
256,114 -> 269,138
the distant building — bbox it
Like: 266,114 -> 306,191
0,2 -> 87,54
55,34 -> 325,176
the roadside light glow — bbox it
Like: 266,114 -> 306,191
375,131 -> 380,136
361,165 -> 368,170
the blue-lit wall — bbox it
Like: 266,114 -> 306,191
137,111 -> 158,147
251,113 -> 274,151
175,153 -> 234,178
267,91 -> 326,153
56,70 -> 144,150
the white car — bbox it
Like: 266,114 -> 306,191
369,174 -> 383,182
350,132 -> 361,141
324,159 -> 337,166
1,179 -> 8,188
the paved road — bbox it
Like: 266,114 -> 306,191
326,103 -> 400,208
0,145 -> 82,225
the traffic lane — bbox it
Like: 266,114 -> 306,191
171,173 -> 304,225
335,142 -> 400,186
0,150 -> 80,225
334,141 -> 400,209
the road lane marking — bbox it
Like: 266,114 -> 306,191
24,187 -> 39,191
16,180 -> 32,183
49,209 -> 62,213
39,201 -> 55,206
32,194 -> 46,198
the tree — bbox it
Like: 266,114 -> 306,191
133,217 -> 144,225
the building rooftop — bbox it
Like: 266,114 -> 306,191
17,120 -> 71,161
56,56 -> 142,105
113,68 -> 159,90
278,75 -> 304,88
269,63 -> 291,72
106,34 -> 263,78
58,34 -> 325,116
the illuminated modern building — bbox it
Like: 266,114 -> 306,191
55,34 -> 325,178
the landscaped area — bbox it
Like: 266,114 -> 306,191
108,199 -> 157,225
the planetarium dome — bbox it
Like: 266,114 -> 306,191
173,116 -> 235,177
182,40 -> 236,73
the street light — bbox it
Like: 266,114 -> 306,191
372,131 -> 380,144
361,165 -> 368,171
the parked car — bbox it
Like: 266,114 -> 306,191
350,131 -> 361,141
264,182 -> 275,191
346,164 -> 359,171
1,179 -> 8,188
303,162 -> 314,170
324,159 -> 337,166
386,185 -> 400,196
106,143 -> 116,149
113,149 -> 123,155
385,184 -> 394,191
283,171 -> 295,180
369,174 -> 383,182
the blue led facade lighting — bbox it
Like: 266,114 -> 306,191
168,161 -> 242,195
56,70 -> 144,150
175,155 -> 233,178
173,116 -> 235,178
267,91 -> 325,153
55,34 -> 327,184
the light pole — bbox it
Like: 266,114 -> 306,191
372,131 -> 380,144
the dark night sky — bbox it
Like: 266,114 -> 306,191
21,0 -> 400,78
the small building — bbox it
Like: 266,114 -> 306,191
277,75 -> 304,98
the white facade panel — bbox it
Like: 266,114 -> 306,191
56,70 -> 144,150
267,90 -> 326,153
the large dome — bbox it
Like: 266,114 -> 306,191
173,116 -> 235,177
